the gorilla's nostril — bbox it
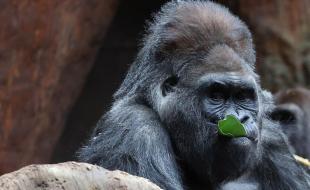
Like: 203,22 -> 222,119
240,116 -> 250,123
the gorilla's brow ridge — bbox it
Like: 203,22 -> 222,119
197,73 -> 257,89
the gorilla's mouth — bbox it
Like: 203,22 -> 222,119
216,116 -> 258,141
216,124 -> 258,142
218,134 -> 257,142
206,117 -> 258,141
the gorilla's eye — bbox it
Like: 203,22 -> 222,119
271,109 -> 296,124
206,83 -> 226,102
209,91 -> 225,101
235,89 -> 256,103
161,75 -> 179,96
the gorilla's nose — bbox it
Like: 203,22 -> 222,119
239,115 -> 250,124
224,109 -> 249,123
234,115 -> 257,141
223,111 -> 257,140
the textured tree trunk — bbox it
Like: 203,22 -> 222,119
0,0 -> 118,174
220,0 -> 310,92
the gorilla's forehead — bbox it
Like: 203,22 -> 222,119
176,44 -> 256,80
201,44 -> 251,72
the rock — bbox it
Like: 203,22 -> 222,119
0,162 -> 162,190
0,0 -> 118,174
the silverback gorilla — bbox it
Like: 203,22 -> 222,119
78,1 -> 310,189
272,87 -> 310,159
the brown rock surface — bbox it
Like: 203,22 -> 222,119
0,0 -> 118,174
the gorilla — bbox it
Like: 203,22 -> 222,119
271,87 -> 310,159
78,1 -> 310,189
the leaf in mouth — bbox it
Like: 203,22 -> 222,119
218,115 -> 247,137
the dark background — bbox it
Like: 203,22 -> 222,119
52,0 -> 168,163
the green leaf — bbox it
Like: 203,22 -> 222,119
218,115 -> 246,138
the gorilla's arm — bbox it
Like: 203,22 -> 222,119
77,97 -> 183,190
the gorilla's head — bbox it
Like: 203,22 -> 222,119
271,87 -> 310,158
115,1 -> 261,183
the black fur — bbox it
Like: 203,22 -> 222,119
78,1 -> 310,189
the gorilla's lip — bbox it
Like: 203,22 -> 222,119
229,136 -> 257,148
219,135 -> 257,142
214,124 -> 258,141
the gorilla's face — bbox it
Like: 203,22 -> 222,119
157,45 -> 260,182
199,73 -> 259,141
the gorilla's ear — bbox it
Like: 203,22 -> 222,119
161,75 -> 179,96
